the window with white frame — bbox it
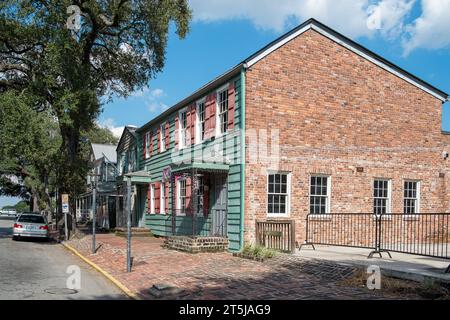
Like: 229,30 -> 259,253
160,182 -> 166,214
217,88 -> 228,135
160,124 -> 166,152
268,173 -> 290,216
177,179 -> 187,214
404,180 -> 420,214
145,132 -> 150,159
150,184 -> 155,214
310,176 -> 330,214
373,179 -> 391,215
196,99 -> 206,143
179,109 -> 188,148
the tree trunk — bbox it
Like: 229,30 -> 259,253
32,192 -> 39,212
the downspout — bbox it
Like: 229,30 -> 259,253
239,67 -> 246,251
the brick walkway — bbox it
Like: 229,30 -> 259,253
66,234 -> 409,300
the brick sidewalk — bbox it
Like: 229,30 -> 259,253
66,233 -> 412,300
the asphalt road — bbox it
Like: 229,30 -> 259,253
0,217 -> 127,300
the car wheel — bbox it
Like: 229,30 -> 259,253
12,236 -> 17,241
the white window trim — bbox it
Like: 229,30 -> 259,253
195,97 -> 206,144
266,171 -> 291,218
160,182 -> 166,214
215,83 -> 229,138
373,178 -> 392,215
160,124 -> 166,153
149,184 -> 155,214
309,174 -> 331,215
177,179 -> 186,216
178,107 -> 188,149
404,180 -> 421,216
145,132 -> 150,159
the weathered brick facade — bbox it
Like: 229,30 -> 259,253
244,29 -> 450,245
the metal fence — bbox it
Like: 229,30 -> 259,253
168,209 -> 227,237
300,213 -> 450,273
256,220 -> 296,253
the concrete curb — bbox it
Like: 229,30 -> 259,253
61,242 -> 140,300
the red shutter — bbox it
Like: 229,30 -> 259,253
228,82 -> 235,130
165,183 -> 169,214
147,183 -> 151,214
185,107 -> 192,147
157,126 -> 161,153
155,182 -> 160,214
190,104 -> 196,145
142,133 -> 147,160
149,132 -> 154,157
165,121 -> 170,150
205,93 -> 216,139
174,115 -> 179,150
186,177 -> 192,216
174,177 -> 179,214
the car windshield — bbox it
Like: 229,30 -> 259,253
18,215 -> 45,224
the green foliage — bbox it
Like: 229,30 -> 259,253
241,244 -> 277,260
14,201 -> 30,212
0,1 -> 192,214
0,90 -> 60,210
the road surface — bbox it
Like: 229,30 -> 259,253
0,217 -> 126,300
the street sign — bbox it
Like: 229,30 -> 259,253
62,194 -> 69,213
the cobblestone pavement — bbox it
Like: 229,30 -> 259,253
66,234 -> 417,300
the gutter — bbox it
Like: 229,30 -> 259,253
239,67 -> 246,251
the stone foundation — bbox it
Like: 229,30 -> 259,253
164,236 -> 229,253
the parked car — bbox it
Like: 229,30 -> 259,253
12,213 -> 49,241
7,209 -> 17,217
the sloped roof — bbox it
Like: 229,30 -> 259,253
91,143 -> 117,163
137,18 -> 448,133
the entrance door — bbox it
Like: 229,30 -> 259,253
212,175 -> 228,236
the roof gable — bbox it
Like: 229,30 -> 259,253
117,126 -> 137,152
244,18 -> 448,102
91,143 -> 117,163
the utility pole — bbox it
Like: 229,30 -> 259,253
126,175 -> 132,272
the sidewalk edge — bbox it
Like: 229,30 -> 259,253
61,242 -> 140,300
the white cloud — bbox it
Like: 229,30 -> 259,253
367,0 -> 415,39
97,118 -> 125,138
402,0 -> 450,55
189,0 -> 399,38
148,101 -> 169,114
189,0 -> 450,54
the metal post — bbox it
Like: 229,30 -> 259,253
192,168 -> 197,235
126,176 -> 132,272
64,206 -> 68,240
92,176 -> 97,254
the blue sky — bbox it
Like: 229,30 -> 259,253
2,0 -> 450,207
98,0 -> 450,138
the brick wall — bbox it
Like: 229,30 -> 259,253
244,29 -> 450,245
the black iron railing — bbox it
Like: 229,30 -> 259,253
300,213 -> 450,273
256,220 -> 296,253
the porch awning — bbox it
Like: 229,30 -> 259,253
170,162 -> 229,174
116,171 -> 152,184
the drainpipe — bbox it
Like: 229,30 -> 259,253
239,67 -> 246,251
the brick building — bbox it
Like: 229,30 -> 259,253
118,19 -> 449,251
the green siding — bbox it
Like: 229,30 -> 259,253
140,76 -> 243,251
